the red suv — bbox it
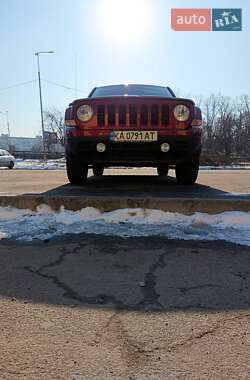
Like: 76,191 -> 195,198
64,84 -> 203,184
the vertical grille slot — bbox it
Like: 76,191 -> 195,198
108,105 -> 116,126
151,105 -> 159,126
97,105 -> 105,127
119,105 -> 126,126
98,103 -> 169,128
161,105 -> 169,126
140,105 -> 148,126
129,105 -> 137,126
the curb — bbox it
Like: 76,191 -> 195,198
0,195 -> 250,214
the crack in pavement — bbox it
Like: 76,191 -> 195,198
0,369 -> 24,376
20,241 -> 250,312
133,249 -> 239,311
22,244 -> 175,311
142,313 -> 250,355
97,311 -> 250,367
168,313 -> 250,352
137,251 -> 166,310
136,249 -> 170,311
24,265 -> 128,310
178,284 -> 224,294
101,312 -> 149,377
134,249 -> 220,311
23,244 -> 129,309
231,271 -> 250,280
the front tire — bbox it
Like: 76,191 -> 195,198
175,159 -> 199,185
8,161 -> 14,170
66,155 -> 88,185
93,165 -> 104,176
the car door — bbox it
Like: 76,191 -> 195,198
0,150 -> 5,167
4,151 -> 11,166
0,150 -> 10,167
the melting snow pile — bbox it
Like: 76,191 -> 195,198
201,165 -> 250,170
14,159 -> 65,170
1,159 -> 250,171
0,206 -> 250,245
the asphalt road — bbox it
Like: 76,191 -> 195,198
0,168 -> 250,198
0,236 -> 249,379
0,169 -> 250,379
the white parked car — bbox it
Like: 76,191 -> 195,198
0,149 -> 15,169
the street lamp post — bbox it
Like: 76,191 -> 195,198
35,51 -> 54,160
0,110 -> 10,151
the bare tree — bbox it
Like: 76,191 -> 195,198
200,94 -> 221,151
44,107 -> 65,146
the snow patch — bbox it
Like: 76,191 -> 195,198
14,158 -> 65,170
200,165 -> 250,170
0,206 -> 250,246
0,232 -> 6,240
1,158 -> 249,171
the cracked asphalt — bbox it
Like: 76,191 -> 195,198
0,235 -> 249,379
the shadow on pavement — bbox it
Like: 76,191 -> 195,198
41,174 -> 231,198
0,235 -> 249,311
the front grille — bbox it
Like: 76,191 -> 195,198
161,105 -> 169,126
97,105 -> 105,126
108,105 -> 116,126
97,103 -> 170,127
129,105 -> 137,126
119,105 -> 126,126
140,105 -> 148,126
151,105 -> 159,126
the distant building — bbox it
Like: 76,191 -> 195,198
0,134 -> 42,151
0,134 -> 64,153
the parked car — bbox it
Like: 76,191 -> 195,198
64,84 -> 203,184
0,149 -> 15,169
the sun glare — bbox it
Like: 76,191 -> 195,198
100,0 -> 151,44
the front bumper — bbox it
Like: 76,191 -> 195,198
66,136 -> 202,166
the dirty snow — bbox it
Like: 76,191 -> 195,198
0,206 -> 249,245
201,165 -> 250,170
14,158 -> 66,170
1,158 -> 249,171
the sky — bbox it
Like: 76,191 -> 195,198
0,0 -> 249,137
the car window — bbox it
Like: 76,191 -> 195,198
0,150 -> 10,156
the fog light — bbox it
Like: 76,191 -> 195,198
160,143 -> 170,153
96,143 -> 106,153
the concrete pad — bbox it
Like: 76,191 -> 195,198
0,169 -> 250,213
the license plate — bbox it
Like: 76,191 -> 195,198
111,131 -> 158,142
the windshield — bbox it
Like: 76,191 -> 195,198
89,85 -> 175,98
0,150 -> 8,156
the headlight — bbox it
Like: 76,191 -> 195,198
173,105 -> 190,122
77,105 -> 93,122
